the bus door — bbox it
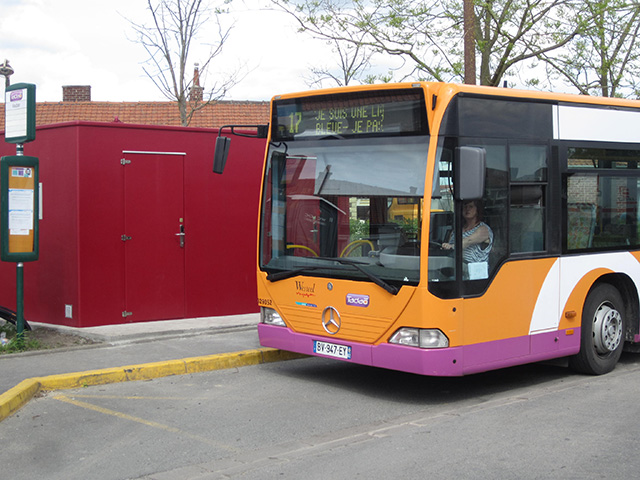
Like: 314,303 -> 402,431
429,138 -> 561,364
464,141 -> 561,361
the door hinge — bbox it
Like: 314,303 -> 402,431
121,158 -> 131,165
122,311 -> 133,318
121,234 -> 132,241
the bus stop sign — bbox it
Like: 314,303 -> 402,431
4,83 -> 36,144
1,155 -> 39,262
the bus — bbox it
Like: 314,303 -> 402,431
215,82 -> 640,376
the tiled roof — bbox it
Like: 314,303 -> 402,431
0,100 -> 270,129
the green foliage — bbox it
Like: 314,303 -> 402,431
363,71 -> 395,84
350,218 -> 369,239
272,0 -> 640,96
398,216 -> 419,239
540,0 -> 640,97
0,323 -> 42,354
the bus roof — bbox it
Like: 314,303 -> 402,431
271,81 -> 640,111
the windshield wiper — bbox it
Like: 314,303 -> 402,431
266,266 -> 335,282
317,257 -> 399,295
266,258 -> 399,295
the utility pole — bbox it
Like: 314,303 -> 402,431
463,0 -> 476,85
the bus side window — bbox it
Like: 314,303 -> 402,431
567,202 -> 596,249
510,185 -> 545,252
509,145 -> 547,254
480,143 -> 508,274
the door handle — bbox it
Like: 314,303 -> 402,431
175,225 -> 185,248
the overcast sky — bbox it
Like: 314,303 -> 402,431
1,0 -> 344,103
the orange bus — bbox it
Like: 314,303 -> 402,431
216,82 -> 640,376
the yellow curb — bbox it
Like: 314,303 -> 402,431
0,348 -> 305,422
0,379 -> 41,421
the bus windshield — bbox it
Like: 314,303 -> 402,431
259,135 -> 429,290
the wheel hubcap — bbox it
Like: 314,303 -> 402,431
593,302 -> 623,355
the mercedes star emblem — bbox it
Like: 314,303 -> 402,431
321,306 -> 341,335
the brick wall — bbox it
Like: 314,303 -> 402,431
63,85 -> 91,102
567,175 -> 598,204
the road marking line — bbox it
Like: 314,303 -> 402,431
53,394 -> 239,452
62,394 -> 211,401
0,348 -> 306,422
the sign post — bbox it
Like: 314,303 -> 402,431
3,82 -> 37,344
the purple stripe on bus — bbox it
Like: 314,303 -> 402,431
258,324 -> 581,377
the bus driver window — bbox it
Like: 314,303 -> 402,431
442,199 -> 493,279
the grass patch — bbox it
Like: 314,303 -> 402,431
0,322 -> 42,354
0,320 -> 98,354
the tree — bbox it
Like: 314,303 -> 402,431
272,0 -> 581,87
538,0 -> 640,97
130,0 -> 240,126
469,0 -> 581,86
305,35 -> 375,88
463,0 -> 476,84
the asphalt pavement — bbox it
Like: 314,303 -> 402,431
0,313 -> 302,421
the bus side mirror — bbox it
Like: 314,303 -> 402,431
454,146 -> 486,200
213,136 -> 231,174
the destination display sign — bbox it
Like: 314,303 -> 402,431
272,88 -> 427,141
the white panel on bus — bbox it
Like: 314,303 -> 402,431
553,104 -> 640,143
530,252 -> 640,334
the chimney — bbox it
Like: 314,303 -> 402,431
63,85 -> 91,102
189,64 -> 203,102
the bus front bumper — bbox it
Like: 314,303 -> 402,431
258,323 -> 465,377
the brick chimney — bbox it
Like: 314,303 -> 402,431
189,64 -> 203,102
63,85 -> 91,102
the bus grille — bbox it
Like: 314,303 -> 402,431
279,305 -> 392,344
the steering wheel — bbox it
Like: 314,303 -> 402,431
340,239 -> 375,257
286,244 -> 318,257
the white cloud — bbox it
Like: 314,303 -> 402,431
0,0 -> 338,102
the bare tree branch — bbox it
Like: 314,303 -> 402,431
129,0 -> 241,126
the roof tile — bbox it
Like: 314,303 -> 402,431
0,100 -> 270,129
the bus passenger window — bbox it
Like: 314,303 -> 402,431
510,185 -> 545,252
509,145 -> 547,254
567,174 -> 640,250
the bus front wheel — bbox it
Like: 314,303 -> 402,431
569,284 -> 625,375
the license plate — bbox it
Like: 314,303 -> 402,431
314,340 -> 352,360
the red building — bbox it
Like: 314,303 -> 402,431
0,90 -> 269,327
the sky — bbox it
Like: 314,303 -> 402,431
0,0 -> 347,103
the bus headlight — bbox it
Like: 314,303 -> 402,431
260,307 -> 286,327
389,328 -> 449,349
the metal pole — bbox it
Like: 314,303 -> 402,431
15,143 -> 25,344
16,262 -> 24,344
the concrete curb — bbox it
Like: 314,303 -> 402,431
0,348 -> 305,422
28,314 -> 260,344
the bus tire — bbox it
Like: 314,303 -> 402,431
569,284 -> 625,375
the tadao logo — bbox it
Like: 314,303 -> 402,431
10,91 -> 23,102
346,293 -> 369,307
